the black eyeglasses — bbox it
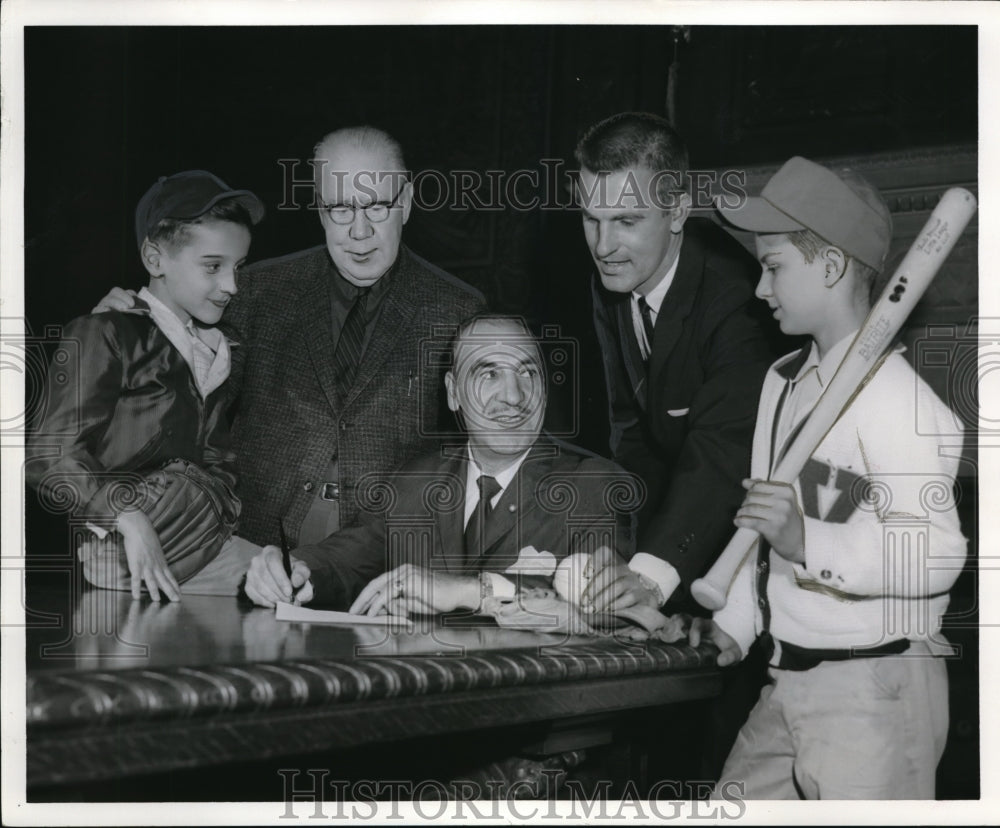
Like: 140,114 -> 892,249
320,190 -> 404,225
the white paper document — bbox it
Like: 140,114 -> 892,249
275,601 -> 412,628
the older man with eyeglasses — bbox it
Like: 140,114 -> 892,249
96,126 -> 485,548
231,127 -> 487,548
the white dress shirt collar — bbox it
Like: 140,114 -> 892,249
463,444 -> 531,527
791,330 -> 857,389
633,253 -> 680,317
630,255 -> 681,358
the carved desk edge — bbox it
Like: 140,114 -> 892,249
27,639 -> 721,733
28,660 -> 721,788
27,640 -> 722,788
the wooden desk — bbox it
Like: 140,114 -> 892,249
26,587 -> 721,794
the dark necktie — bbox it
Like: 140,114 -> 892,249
464,475 -> 502,560
637,296 -> 656,358
332,288 -> 370,388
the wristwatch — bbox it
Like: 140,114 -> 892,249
478,570 -> 494,612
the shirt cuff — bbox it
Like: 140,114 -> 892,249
628,553 -> 680,606
483,571 -> 517,600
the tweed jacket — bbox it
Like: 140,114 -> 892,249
592,218 -> 773,597
293,436 -> 640,609
223,244 -> 485,547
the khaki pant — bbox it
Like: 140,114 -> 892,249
713,640 -> 949,799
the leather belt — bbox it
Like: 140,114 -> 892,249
771,636 -> 910,672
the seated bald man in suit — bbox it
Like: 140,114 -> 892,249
244,314 -> 643,616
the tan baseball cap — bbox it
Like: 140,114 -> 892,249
716,156 -> 892,271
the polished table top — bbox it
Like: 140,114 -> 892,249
25,586 -> 721,788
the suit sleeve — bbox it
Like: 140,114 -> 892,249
25,315 -> 124,516
513,458 -> 639,593
638,298 -> 770,596
292,508 -> 389,609
218,268 -> 254,407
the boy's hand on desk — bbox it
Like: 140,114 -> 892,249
688,618 -> 742,667
116,509 -> 181,602
92,286 -> 138,314
350,564 -> 479,618
245,545 -> 314,608
734,479 -> 805,564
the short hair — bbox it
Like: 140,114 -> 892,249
146,199 -> 255,251
451,312 -> 536,356
783,229 -> 879,302
313,126 -> 408,173
574,112 -> 689,203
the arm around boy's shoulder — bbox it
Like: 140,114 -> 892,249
220,246 -> 330,400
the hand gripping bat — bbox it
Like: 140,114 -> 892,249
690,187 -> 977,611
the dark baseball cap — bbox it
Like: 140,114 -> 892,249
716,156 -> 891,271
135,170 -> 265,251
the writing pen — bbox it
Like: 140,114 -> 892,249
278,520 -> 298,601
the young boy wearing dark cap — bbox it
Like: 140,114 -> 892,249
690,157 -> 967,798
28,171 -> 265,601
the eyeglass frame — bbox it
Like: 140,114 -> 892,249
318,189 -> 405,225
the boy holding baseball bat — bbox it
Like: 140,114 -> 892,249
691,157 -> 968,798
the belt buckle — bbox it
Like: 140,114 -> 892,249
321,482 -> 340,501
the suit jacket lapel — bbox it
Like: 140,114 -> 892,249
433,446 -> 469,574
648,233 -> 700,381
612,297 -> 648,410
475,440 -> 558,566
342,247 -> 421,411
300,254 -> 343,415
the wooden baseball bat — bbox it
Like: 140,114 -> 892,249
690,187 -> 977,611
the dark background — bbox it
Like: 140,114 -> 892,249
22,25 -> 980,798
24,25 -> 979,447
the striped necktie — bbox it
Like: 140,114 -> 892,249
637,296 -> 656,359
332,287 -> 370,388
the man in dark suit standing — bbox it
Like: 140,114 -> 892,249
575,112 -> 773,615
244,315 -> 639,614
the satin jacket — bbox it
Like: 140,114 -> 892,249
26,307 -> 239,520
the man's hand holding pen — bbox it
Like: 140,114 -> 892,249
244,545 -> 314,608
